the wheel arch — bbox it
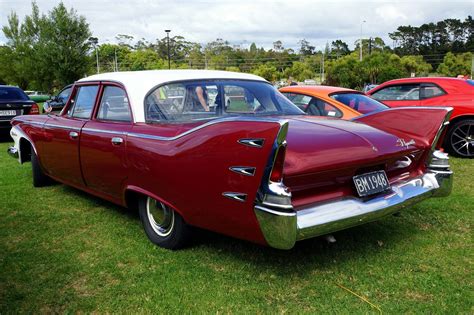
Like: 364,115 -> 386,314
123,185 -> 188,220
19,137 -> 32,164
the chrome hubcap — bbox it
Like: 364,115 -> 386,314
451,123 -> 473,157
146,198 -> 174,237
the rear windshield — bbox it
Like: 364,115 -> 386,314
145,79 -> 304,122
330,92 -> 388,114
0,87 -> 29,101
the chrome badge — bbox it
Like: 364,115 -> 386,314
396,138 -> 416,148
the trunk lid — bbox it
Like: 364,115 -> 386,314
282,117 -> 424,207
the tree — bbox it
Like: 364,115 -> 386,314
330,40 -> 350,58
400,55 -> 432,75
437,52 -> 473,76
252,64 -> 278,81
1,2 -> 91,91
298,39 -> 315,56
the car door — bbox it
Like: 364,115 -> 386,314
40,84 -> 100,187
370,83 -> 421,107
80,83 -> 133,199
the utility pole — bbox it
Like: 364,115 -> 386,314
114,47 -> 118,72
471,55 -> 474,79
165,30 -> 171,69
360,20 -> 366,61
321,52 -> 325,83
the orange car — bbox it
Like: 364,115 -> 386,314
279,85 -> 389,119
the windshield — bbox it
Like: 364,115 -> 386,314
0,87 -> 29,101
145,80 -> 304,122
330,92 -> 388,114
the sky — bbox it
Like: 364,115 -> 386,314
0,0 -> 473,50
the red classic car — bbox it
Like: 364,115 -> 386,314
368,77 -> 474,158
8,70 -> 453,250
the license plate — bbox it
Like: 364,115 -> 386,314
0,110 -> 17,116
353,170 -> 390,197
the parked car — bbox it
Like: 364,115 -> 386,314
25,90 -> 51,103
45,84 -> 73,112
0,85 -> 39,132
279,85 -> 388,119
8,70 -> 453,250
363,84 -> 379,93
368,77 -> 474,158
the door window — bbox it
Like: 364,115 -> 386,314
70,85 -> 99,119
371,84 -> 420,101
97,86 -> 132,122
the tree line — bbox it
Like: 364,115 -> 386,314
0,2 -> 472,92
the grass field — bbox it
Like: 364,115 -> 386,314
0,138 -> 472,313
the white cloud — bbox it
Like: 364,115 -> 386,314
0,0 -> 472,49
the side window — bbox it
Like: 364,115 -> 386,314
282,92 -> 312,110
69,85 -> 99,119
282,92 -> 342,117
306,97 -> 342,118
97,86 -> 131,122
146,83 -> 219,121
223,85 -> 263,113
421,85 -> 445,99
58,87 -> 72,103
371,84 -> 420,101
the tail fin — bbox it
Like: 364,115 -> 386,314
353,107 -> 453,152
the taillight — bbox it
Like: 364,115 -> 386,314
270,142 -> 287,182
28,103 -> 39,115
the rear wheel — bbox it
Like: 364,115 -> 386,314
138,196 -> 191,249
446,119 -> 474,158
31,146 -> 51,187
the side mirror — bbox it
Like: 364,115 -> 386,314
43,102 -> 52,113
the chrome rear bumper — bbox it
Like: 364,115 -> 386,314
254,169 -> 453,249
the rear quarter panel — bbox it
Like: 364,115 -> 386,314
125,120 -> 284,245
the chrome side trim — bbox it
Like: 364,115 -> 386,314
238,138 -> 265,148
82,127 -> 126,135
222,192 -> 247,202
229,166 -> 256,176
43,123 -> 81,131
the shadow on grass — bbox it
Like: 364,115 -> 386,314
0,131 -> 12,143
56,181 -> 418,275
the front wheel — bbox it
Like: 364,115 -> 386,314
445,119 -> 474,158
138,196 -> 192,249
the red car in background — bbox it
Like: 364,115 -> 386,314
368,77 -> 474,158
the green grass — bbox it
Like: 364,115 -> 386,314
0,139 -> 472,313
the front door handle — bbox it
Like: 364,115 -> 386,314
69,131 -> 79,139
111,137 -> 123,145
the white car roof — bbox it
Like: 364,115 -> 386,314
78,70 -> 266,122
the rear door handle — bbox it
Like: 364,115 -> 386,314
69,131 -> 79,139
111,137 -> 123,145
